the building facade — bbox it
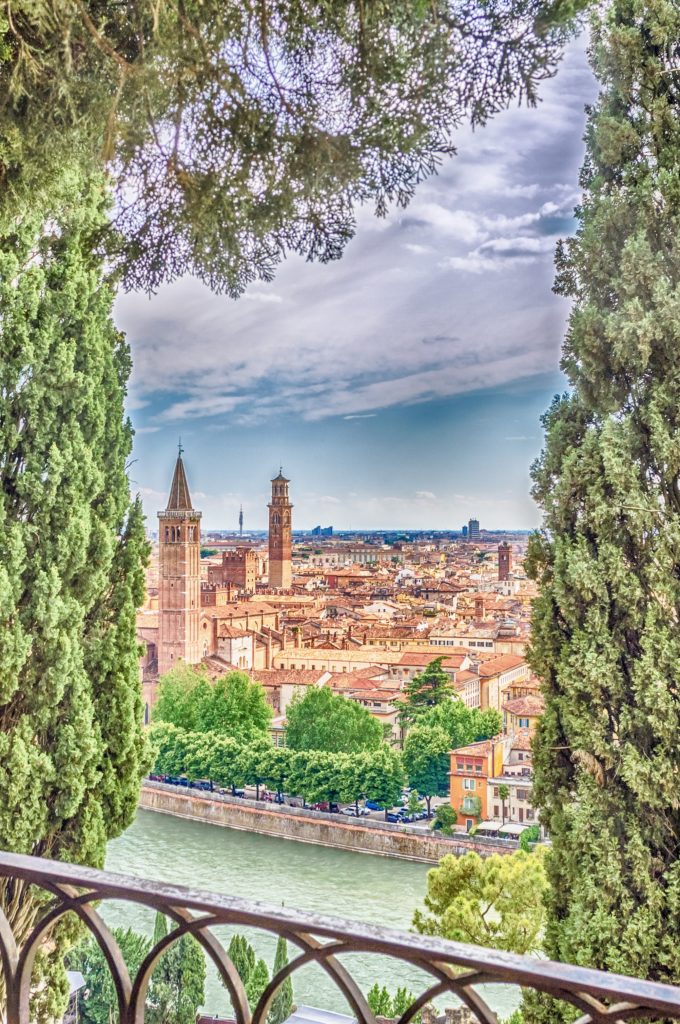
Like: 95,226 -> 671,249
468,518 -> 480,541
268,470 -> 293,589
157,452 -> 202,676
207,548 -> 257,593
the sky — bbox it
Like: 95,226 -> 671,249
117,38 -> 597,533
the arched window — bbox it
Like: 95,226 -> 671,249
164,527 -> 170,542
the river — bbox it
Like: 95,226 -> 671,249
104,809 -> 517,1019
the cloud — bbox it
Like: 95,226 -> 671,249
134,425 -> 160,434
117,38 -> 593,433
504,435 -> 537,441
415,491 -> 437,500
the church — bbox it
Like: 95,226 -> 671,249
139,450 -> 297,713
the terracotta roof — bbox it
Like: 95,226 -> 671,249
398,652 -> 467,666
451,739 -> 493,758
252,669 -> 327,686
503,695 -> 544,716
202,602 -> 279,618
217,626 -> 252,639
166,455 -> 193,511
478,654 -> 527,677
511,732 -> 533,751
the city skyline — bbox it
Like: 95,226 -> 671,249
120,39 -> 595,532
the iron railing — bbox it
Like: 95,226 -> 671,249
0,851 -> 679,1024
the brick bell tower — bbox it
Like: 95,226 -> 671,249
268,469 -> 292,589
157,445 -> 202,676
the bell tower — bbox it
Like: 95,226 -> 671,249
157,446 -> 202,676
268,469 -> 293,589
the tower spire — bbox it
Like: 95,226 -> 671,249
166,448 -> 193,511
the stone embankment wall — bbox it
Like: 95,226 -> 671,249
140,782 -> 518,864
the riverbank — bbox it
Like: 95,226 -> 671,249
140,781 -> 518,863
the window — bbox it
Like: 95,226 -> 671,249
462,797 -> 476,811
493,804 -> 499,817
466,763 -> 473,771
457,762 -> 464,771
493,787 -> 499,798
517,789 -> 528,801
526,809 -> 535,821
475,764 -> 482,773
519,718 -> 530,729
463,779 -> 475,791
519,808 -> 524,822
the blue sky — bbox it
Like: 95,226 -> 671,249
117,39 -> 595,532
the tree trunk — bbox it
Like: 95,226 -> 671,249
426,795 -> 432,818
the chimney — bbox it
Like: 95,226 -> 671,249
295,628 -> 302,650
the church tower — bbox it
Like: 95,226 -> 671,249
157,448 -> 202,676
268,469 -> 293,589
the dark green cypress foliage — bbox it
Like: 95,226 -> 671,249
0,170 -> 149,1020
527,1 -> 680,1018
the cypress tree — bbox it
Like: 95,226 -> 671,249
527,0 -> 680,1016
0,170 -> 149,1020
268,936 -> 294,1024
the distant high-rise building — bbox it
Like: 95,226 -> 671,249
157,447 -> 202,676
268,469 -> 293,589
468,518 -> 480,541
498,541 -> 512,581
461,524 -> 468,539
312,525 -> 333,537
239,504 -> 244,536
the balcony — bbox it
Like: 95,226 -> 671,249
1,851 -> 680,1024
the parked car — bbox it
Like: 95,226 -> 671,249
232,788 -> 246,798
365,801 -> 385,811
385,812 -> 402,823
191,779 -> 213,792
312,802 -> 340,813
341,806 -> 370,817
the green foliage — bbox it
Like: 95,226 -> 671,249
433,805 -> 457,835
413,849 -> 548,955
367,984 -> 393,1017
0,2 -> 581,295
367,984 -> 420,1021
527,1 -> 680,1012
246,958 -> 270,1011
146,913 -> 206,1024
268,937 -> 294,1024
149,724 -> 403,811
398,659 -> 454,727
152,664 -> 212,732
67,927 -> 151,1024
198,672 -> 273,739
154,668 -> 272,741
501,1012 -> 525,1024
407,789 -> 424,815
228,935 -> 256,987
519,824 -> 540,852
421,700 -> 501,748
0,171 -> 149,1020
286,685 -> 382,753
402,725 -> 450,816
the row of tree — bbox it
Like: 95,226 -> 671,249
152,723 -> 406,815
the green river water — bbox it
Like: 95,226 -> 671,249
104,809 -> 517,1019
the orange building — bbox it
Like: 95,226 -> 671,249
449,738 -> 507,832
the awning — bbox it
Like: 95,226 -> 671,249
475,820 -> 502,832
498,822 -> 529,836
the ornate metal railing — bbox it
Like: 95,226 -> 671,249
1,851 -> 680,1024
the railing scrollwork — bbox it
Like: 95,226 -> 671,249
0,852 -> 679,1024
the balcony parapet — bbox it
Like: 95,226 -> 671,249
0,851 -> 679,1024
